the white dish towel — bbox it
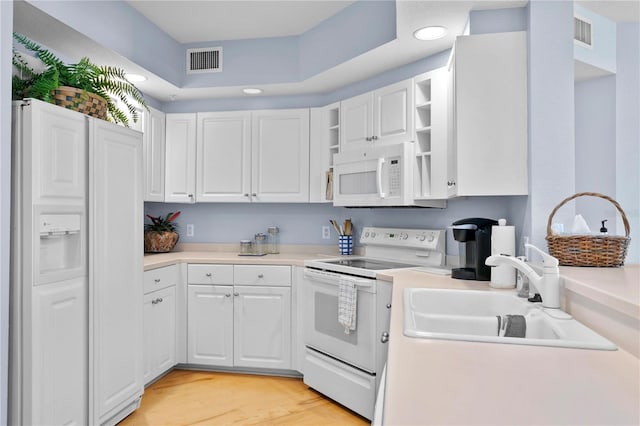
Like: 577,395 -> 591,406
338,276 -> 358,334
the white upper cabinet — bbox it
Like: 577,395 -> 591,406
165,113 -> 196,203
341,91 -> 373,151
309,102 -> 339,203
196,111 -> 251,202
251,109 -> 310,203
372,79 -> 414,145
451,31 -> 528,196
340,79 -> 414,151
412,67 -> 454,200
143,107 -> 166,202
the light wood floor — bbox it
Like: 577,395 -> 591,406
119,369 -> 370,425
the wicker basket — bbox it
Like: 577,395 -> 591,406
52,86 -> 108,120
546,192 -> 631,267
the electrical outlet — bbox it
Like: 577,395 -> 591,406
322,226 -> 330,239
186,224 -> 194,237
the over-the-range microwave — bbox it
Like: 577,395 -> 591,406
332,142 -> 446,208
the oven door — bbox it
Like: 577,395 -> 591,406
303,268 -> 377,373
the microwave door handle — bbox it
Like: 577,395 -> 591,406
377,158 -> 386,198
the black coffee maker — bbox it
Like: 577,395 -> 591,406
451,218 -> 498,281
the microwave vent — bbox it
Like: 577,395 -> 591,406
574,17 -> 592,46
187,47 -> 222,74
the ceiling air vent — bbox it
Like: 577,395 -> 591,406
187,47 -> 222,74
574,17 -> 592,47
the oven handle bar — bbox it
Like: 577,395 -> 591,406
304,268 -> 375,287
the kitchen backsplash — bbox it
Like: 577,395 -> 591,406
144,196 -> 527,256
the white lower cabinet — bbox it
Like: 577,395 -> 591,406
187,264 -> 292,371
187,285 -> 234,366
143,286 -> 177,384
233,286 -> 291,369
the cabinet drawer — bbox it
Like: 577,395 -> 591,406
188,264 -> 234,284
234,265 -> 291,286
144,264 -> 179,294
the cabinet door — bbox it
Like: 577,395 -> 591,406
454,32 -> 528,196
251,109 -> 310,202
144,286 -> 176,384
233,286 -> 291,370
187,285 -> 233,367
89,120 -> 143,423
165,113 -> 196,203
32,278 -> 87,426
27,100 -> 87,203
143,107 -> 166,202
196,112 -> 251,202
340,92 -> 373,151
373,79 -> 414,145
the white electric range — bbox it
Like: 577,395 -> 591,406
302,227 -> 448,420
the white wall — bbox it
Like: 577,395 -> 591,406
526,1 -> 576,252
574,76 -> 617,234
615,23 -> 640,263
0,2 -> 13,423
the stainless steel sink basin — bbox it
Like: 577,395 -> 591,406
403,288 -> 617,350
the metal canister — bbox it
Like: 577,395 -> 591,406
267,226 -> 280,254
240,240 -> 253,255
254,233 -> 267,255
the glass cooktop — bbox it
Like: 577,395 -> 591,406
322,258 -> 414,270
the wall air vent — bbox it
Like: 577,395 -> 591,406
574,16 -> 592,47
187,47 -> 222,74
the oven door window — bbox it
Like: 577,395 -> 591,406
315,292 -> 358,345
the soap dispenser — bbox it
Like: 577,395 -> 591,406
600,220 -> 608,235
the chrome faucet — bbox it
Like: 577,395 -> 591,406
486,244 -> 561,309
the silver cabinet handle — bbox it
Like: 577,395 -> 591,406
381,332 -> 389,343
447,180 -> 457,187
251,193 -> 257,197
234,292 -> 239,296
225,293 -> 231,297
205,273 -> 212,277
371,135 -> 378,140
257,274 -> 264,278
365,137 -> 372,141
154,278 -> 161,283
151,297 -> 163,305
244,193 -> 249,197
386,303 -> 392,309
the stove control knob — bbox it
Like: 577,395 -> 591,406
427,234 -> 435,242
418,235 -> 426,242
365,232 -> 370,238
400,233 -> 408,240
371,232 -> 376,238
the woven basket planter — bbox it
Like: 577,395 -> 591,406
52,86 -> 108,120
144,231 -> 179,253
546,192 -> 631,267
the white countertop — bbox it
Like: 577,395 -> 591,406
381,269 -> 640,426
143,249 -> 640,425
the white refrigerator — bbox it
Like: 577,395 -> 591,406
10,99 -> 144,425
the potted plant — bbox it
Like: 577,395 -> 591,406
144,212 -> 181,253
12,32 -> 148,127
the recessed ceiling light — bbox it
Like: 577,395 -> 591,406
413,26 -> 447,41
125,73 -> 147,82
243,88 -> 263,95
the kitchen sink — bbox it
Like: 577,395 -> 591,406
403,288 -> 617,350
